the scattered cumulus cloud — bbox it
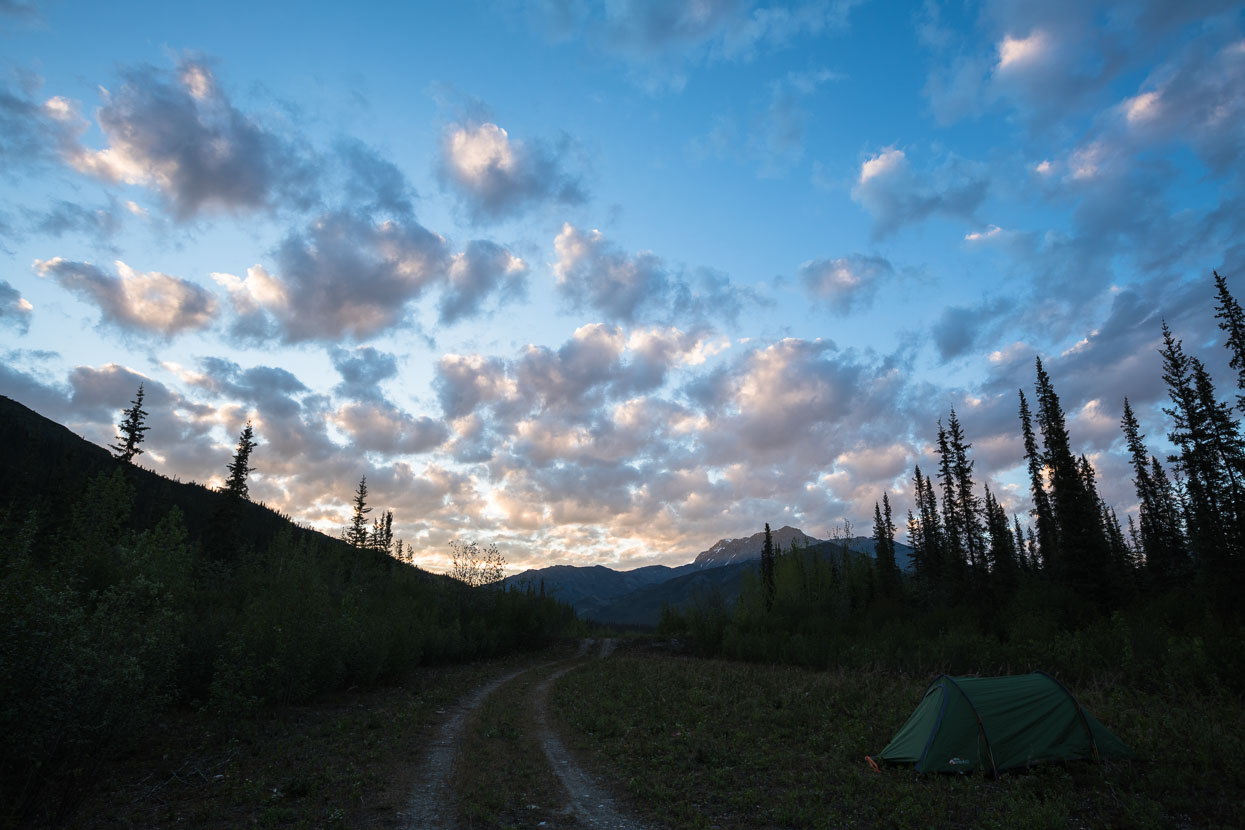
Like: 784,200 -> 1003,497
440,240 -> 528,324
553,223 -> 754,326
35,257 -> 217,337
798,253 -> 893,314
0,279 -> 33,333
330,346 -> 399,401
66,58 -> 318,218
851,147 -> 987,237
213,210 -> 449,343
439,121 -> 585,221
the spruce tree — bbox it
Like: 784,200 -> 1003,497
1018,388 -> 1058,570
983,485 -> 1017,592
1033,358 -> 1112,604
911,465 -> 944,592
1013,516 -> 1027,571
756,525 -> 766,609
222,420 -> 257,499
760,522 -> 776,609
1213,270 -> 1245,412
935,421 -> 964,573
1160,322 -> 1223,569
348,476 -> 372,548
872,495 -> 899,597
946,409 -> 986,571
111,383 -> 150,463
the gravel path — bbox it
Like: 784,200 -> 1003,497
403,638 -> 634,830
530,639 -> 646,830
401,665 -> 533,829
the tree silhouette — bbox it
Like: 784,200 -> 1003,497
111,383 -> 150,463
222,420 -> 256,499
760,522 -> 776,609
348,476 -> 372,548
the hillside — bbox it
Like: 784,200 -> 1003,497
0,394 -> 373,564
0,394 -> 574,823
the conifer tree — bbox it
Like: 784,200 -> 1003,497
222,420 -> 257,499
946,409 -> 986,570
872,495 -> 899,596
935,421 -> 964,572
1213,270 -> 1245,412
760,522 -> 776,609
348,476 -> 372,548
1018,388 -> 1058,569
1033,358 -> 1112,603
983,485 -> 1017,591
1013,516 -> 1027,571
111,383 -> 150,463
1160,322 -> 1226,569
911,465 -> 944,591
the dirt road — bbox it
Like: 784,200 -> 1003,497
403,639 -> 646,829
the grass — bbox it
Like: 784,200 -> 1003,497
452,657 -> 581,829
59,648 -> 562,830
550,643 -> 1245,829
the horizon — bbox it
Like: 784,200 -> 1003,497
2,1 -> 1243,574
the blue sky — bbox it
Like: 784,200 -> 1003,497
2,0 -> 1243,571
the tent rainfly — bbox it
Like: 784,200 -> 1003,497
872,671 -> 1133,776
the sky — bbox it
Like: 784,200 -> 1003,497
1,0 -> 1243,573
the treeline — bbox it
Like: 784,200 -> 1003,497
662,272 -> 1245,689
0,409 -> 575,824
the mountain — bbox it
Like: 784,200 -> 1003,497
501,563 -> 695,620
505,527 -> 917,627
692,525 -> 818,567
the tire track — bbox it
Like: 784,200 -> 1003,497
402,640 -> 595,829
531,639 -> 646,830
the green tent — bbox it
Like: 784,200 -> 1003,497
875,671 -> 1133,775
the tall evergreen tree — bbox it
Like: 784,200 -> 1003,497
222,420 -> 257,500
1013,516 -> 1028,571
370,509 -> 394,554
760,522 -> 776,609
872,495 -> 899,597
1213,270 -> 1245,412
1018,388 -> 1057,570
935,421 -> 964,573
946,409 -> 986,571
111,383 -> 150,463
1033,358 -> 1113,604
983,485 -> 1017,592
1160,322 -> 1224,569
348,476 -> 372,548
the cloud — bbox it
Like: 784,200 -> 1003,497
333,401 -> 448,455
799,253 -> 893,314
29,199 -> 122,239
920,0 -> 1241,128
35,257 -> 217,337
931,297 -> 1013,362
67,58 -> 317,218
330,346 -> 399,401
337,138 -> 416,218
438,121 -> 585,221
529,0 -> 859,90
1113,33 -> 1245,175
0,280 -> 32,333
851,147 -> 987,237
552,223 -> 754,325
0,83 -> 84,169
213,209 -> 449,343
439,240 -> 528,324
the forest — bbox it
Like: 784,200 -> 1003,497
659,272 -> 1245,691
